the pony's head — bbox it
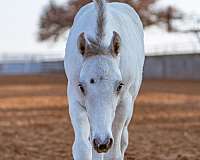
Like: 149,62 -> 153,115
77,31 -> 124,153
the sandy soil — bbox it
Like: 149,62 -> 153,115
0,74 -> 200,160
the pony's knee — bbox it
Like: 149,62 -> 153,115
121,127 -> 129,153
72,139 -> 92,160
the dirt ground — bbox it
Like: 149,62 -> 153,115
0,74 -> 200,160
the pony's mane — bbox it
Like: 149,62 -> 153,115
93,0 -> 106,47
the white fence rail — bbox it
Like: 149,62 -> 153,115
0,53 -> 200,80
0,53 -> 64,63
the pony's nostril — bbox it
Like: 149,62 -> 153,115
93,137 -> 113,153
107,138 -> 113,148
104,138 -> 113,150
93,138 -> 100,148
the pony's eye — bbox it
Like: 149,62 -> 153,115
117,83 -> 124,92
78,84 -> 85,94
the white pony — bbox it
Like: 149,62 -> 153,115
64,0 -> 144,159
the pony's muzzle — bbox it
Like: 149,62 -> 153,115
93,137 -> 113,153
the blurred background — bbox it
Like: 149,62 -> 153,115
0,0 -> 200,160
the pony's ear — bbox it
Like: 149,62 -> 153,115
110,31 -> 121,57
77,32 -> 88,56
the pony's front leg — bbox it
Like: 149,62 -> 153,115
104,94 -> 133,160
69,100 -> 92,160
120,99 -> 134,160
121,120 -> 130,159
